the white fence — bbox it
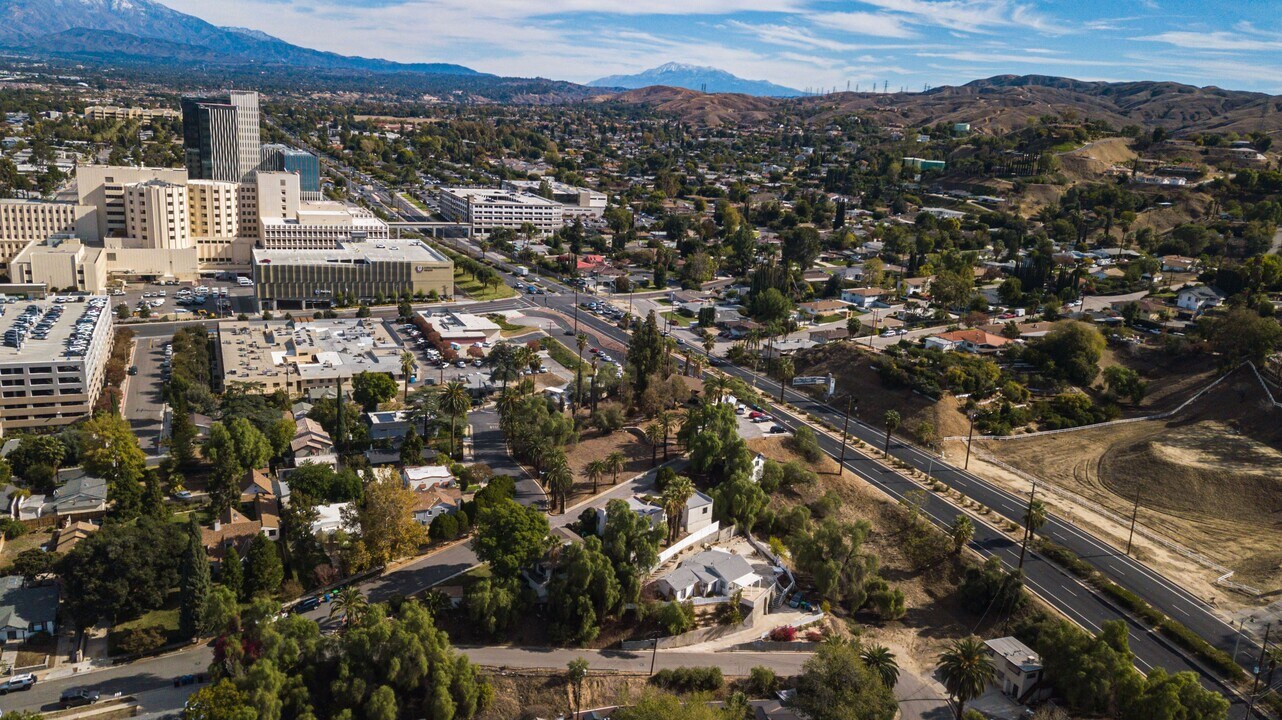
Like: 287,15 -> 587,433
656,521 -> 722,566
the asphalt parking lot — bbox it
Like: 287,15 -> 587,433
112,278 -> 257,320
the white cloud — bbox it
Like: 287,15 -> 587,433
806,12 -> 918,38
851,0 -> 1058,34
1135,30 -> 1282,52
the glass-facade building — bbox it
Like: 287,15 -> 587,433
261,144 -> 321,198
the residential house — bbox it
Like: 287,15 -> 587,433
292,418 -> 336,467
808,327 -> 850,345
410,486 -> 463,526
1160,255 -> 1201,273
0,576 -> 57,642
240,469 -> 278,504
750,453 -> 767,483
1176,285 -> 1224,314
403,465 -> 453,491
796,299 -> 851,321
925,329 -> 1012,354
311,502 -> 352,535
595,495 -> 664,536
654,549 -> 764,601
979,321 -> 1056,339
202,506 -> 273,564
841,287 -> 887,309
3,470 -> 109,522
682,490 -> 715,535
366,410 -> 413,442
52,520 -> 98,553
190,412 -> 215,439
984,636 -> 1052,703
899,276 -> 932,296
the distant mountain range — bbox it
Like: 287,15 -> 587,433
589,62 -> 802,97
600,74 -> 1282,134
0,0 -> 477,75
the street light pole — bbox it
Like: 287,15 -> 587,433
838,396 -> 854,470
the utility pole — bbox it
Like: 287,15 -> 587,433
1233,618 -> 1251,664
964,412 -> 976,470
1247,623 -> 1272,719
838,396 -> 854,469
1125,488 -> 1142,556
1018,481 -> 1037,570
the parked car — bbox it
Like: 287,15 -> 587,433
0,673 -> 36,694
294,596 -> 322,613
769,425 -> 787,434
60,688 -> 101,708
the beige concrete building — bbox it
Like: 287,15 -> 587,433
0,200 -> 97,274
251,240 -> 452,309
216,318 -> 406,394
83,106 -> 179,123
0,296 -> 113,429
10,236 -> 106,293
439,187 -> 562,236
188,179 -> 240,238
124,179 -> 191,250
253,171 -> 388,249
75,164 -> 187,240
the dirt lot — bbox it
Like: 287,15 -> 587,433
970,366 -> 1282,606
562,426 -> 658,507
477,670 -> 671,720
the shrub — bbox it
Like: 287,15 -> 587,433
769,625 -> 798,642
1157,619 -> 1248,681
746,666 -> 777,696
787,426 -> 823,463
116,625 -> 167,656
651,666 -> 724,693
657,601 -> 694,636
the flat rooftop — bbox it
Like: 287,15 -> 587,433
252,240 -> 450,265
422,310 -> 500,335
0,296 -> 110,362
441,187 -> 559,207
218,318 -> 406,383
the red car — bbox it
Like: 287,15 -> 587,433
748,411 -> 763,420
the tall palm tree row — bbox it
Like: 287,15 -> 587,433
546,457 -> 574,514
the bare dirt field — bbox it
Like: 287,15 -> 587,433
970,366 -> 1282,606
478,670 -> 653,720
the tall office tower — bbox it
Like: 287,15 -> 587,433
261,144 -> 322,200
181,90 -> 261,183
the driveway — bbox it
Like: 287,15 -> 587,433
123,336 -> 168,456
471,407 -> 546,508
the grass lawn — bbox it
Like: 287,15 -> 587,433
485,314 -> 533,336
400,193 -> 428,211
108,605 -> 181,656
539,336 -> 594,375
455,271 -> 516,301
661,311 -> 694,327
814,313 -> 848,325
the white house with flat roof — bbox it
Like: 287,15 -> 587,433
984,636 -> 1051,703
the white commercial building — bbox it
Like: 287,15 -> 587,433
438,187 -> 562,236
0,296 -> 113,429
503,179 -> 607,220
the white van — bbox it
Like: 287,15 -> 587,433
237,276 -> 253,287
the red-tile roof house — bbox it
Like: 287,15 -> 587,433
927,329 -> 1012,354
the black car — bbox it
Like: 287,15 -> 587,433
60,687 -> 101,707
294,596 -> 322,613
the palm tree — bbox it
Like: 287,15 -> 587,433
575,333 -> 588,407
938,637 -> 995,720
441,381 -> 471,459
704,375 -> 728,405
516,345 -> 539,375
882,410 -> 901,457
585,459 -> 607,495
329,586 -> 368,631
950,514 -> 975,555
399,351 -> 417,403
656,411 -> 675,462
860,644 -> 900,689
489,352 -> 519,392
644,423 -> 664,467
605,451 -> 626,486
661,475 -> 695,544
701,330 -> 716,359
407,386 -> 438,438
566,658 -> 589,718
776,356 -> 794,402
546,458 -> 574,514
1019,497 -> 1047,569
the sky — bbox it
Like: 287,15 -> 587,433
156,0 -> 1282,93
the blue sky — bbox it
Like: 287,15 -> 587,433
159,0 -> 1282,93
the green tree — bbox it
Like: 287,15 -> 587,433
1204,307 -> 1282,362
399,351 -> 418,402
939,637 -> 996,720
605,451 -> 626,486
712,474 -> 766,531
657,600 -> 695,635
791,644 -> 897,720
600,498 -> 663,605
546,457 -> 574,514
585,459 -> 608,494
329,585 -> 368,631
882,410 -> 901,457
660,475 -> 695,544
548,536 -> 621,645
400,425 -> 425,465
950,514 -> 975,554
1034,321 -> 1106,386
352,371 -> 398,410
1103,366 -> 1147,404
221,545 -> 243,600
183,679 -> 257,720
243,533 -> 283,599
202,585 -> 240,637
81,412 -> 149,517
179,518 -> 211,640
441,381 -> 471,459
10,548 -> 57,586
775,356 -> 794,402
58,518 -> 185,628
473,499 -> 552,579
860,645 -> 900,689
